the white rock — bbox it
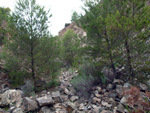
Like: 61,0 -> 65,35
0,89 -> 22,107
120,97 -> 127,104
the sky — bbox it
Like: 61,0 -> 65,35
0,0 -> 84,36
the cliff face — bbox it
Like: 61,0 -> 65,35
58,23 -> 86,37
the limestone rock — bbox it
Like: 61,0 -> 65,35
21,97 -> 38,112
37,95 -> 54,107
0,89 -> 22,107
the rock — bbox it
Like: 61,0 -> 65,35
78,103 -> 85,111
108,91 -> 118,99
92,97 -> 101,104
101,110 -> 112,113
21,97 -> 38,112
55,109 -> 67,113
107,84 -> 113,90
147,80 -> 150,86
39,106 -> 53,113
60,95 -> 68,102
0,108 -> 9,113
0,89 -> 22,107
51,91 -> 60,98
108,98 -> 117,107
116,103 -> 126,112
113,79 -> 124,84
70,96 -> 79,102
37,95 -> 54,107
53,103 -> 64,109
123,83 -> 132,88
12,108 -> 23,113
66,102 -> 76,113
64,88 -> 70,95
96,86 -> 102,92
95,93 -> 102,98
116,85 -> 123,95
92,105 -> 102,113
139,83 -> 148,91
101,101 -> 112,108
120,97 -> 127,104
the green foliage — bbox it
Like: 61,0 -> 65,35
71,59 -> 105,97
46,79 -> 59,88
9,71 -> 27,87
74,0 -> 150,77
0,7 -> 10,45
2,0 -> 60,89
71,11 -> 80,25
71,74 -> 94,98
61,29 -> 80,67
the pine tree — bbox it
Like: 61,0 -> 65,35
2,0 -> 55,90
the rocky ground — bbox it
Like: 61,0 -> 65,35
0,69 -> 150,113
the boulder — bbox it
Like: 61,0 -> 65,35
21,97 -> 38,112
37,95 -> 54,107
0,89 -> 22,107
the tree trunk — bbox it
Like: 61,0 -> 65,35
31,42 -> 36,90
124,37 -> 134,77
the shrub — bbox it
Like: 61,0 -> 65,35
71,74 -> 94,98
71,60 -> 105,98
21,79 -> 35,97
46,79 -> 59,88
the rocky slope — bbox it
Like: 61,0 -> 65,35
0,69 -> 149,113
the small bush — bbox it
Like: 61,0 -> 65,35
21,79 -> 35,97
71,74 -> 94,98
71,60 -> 105,98
46,79 -> 59,88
